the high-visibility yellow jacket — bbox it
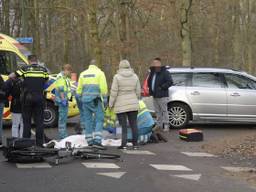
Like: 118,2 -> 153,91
77,65 -> 108,102
15,64 -> 49,93
128,100 -> 154,143
104,107 -> 116,128
137,100 -> 154,132
54,72 -> 72,104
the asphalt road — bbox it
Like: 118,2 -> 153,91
0,119 -> 256,192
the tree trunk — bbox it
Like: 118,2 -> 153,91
32,0 -> 41,57
180,0 -> 192,67
21,0 -> 28,36
3,0 -> 10,35
64,0 -> 71,64
87,0 -> 102,68
243,0 -> 253,73
232,0 -> 242,69
119,0 -> 131,59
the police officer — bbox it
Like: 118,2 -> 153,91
15,55 -> 49,146
76,60 -> 108,148
54,64 -> 72,139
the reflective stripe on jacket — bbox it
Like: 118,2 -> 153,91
77,65 -> 108,102
137,100 -> 154,134
15,64 -> 49,93
54,72 -> 72,104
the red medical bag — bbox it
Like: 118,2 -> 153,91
179,129 -> 203,142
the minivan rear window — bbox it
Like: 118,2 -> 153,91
224,74 -> 256,90
192,73 -> 223,88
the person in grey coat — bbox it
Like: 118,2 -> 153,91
109,60 -> 141,150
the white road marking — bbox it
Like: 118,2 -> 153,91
182,152 -> 217,157
150,164 -> 192,171
122,150 -> 155,155
170,174 -> 202,181
82,163 -> 120,169
16,162 -> 52,168
221,166 -> 256,172
97,172 -> 126,179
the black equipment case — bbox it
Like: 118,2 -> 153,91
3,137 -> 36,149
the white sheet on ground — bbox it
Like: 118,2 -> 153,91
54,135 -> 88,149
51,135 -> 122,149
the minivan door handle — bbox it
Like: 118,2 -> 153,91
191,91 -> 200,96
230,92 -> 240,97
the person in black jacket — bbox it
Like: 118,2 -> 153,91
147,57 -> 173,132
5,78 -> 23,138
0,75 -> 7,144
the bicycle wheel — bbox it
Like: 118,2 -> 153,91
80,152 -> 120,160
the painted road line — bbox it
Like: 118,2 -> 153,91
170,174 -> 202,181
221,166 -> 256,172
150,164 -> 192,171
97,172 -> 126,179
16,162 -> 52,168
122,150 -> 155,155
82,163 -> 120,169
181,152 -> 217,157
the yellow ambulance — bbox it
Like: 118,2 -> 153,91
0,33 -> 79,127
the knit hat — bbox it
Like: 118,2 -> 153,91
119,60 -> 131,69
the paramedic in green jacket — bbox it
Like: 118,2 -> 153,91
128,100 -> 154,144
76,60 -> 108,147
55,64 -> 72,139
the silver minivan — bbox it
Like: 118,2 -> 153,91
145,68 -> 256,129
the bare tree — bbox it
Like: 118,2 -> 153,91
179,0 -> 192,66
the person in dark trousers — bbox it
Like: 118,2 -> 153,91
0,75 -> 7,145
5,77 -> 23,138
147,57 -> 173,132
13,55 -> 49,146
109,60 -> 141,150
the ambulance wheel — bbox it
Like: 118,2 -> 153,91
44,101 -> 58,127
168,103 -> 191,129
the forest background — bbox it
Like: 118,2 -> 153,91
0,0 -> 255,82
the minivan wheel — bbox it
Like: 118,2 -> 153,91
168,103 -> 190,129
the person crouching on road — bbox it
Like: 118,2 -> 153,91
147,57 -> 173,132
109,60 -> 141,150
136,100 -> 155,144
5,77 -> 23,138
54,64 -> 72,139
76,60 -> 108,148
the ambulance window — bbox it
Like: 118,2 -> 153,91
0,51 -> 18,75
16,55 -> 27,68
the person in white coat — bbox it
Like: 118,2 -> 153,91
109,60 -> 141,150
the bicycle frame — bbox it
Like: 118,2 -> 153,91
3,141 -> 121,165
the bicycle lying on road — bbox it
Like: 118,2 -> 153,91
2,138 -> 121,165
